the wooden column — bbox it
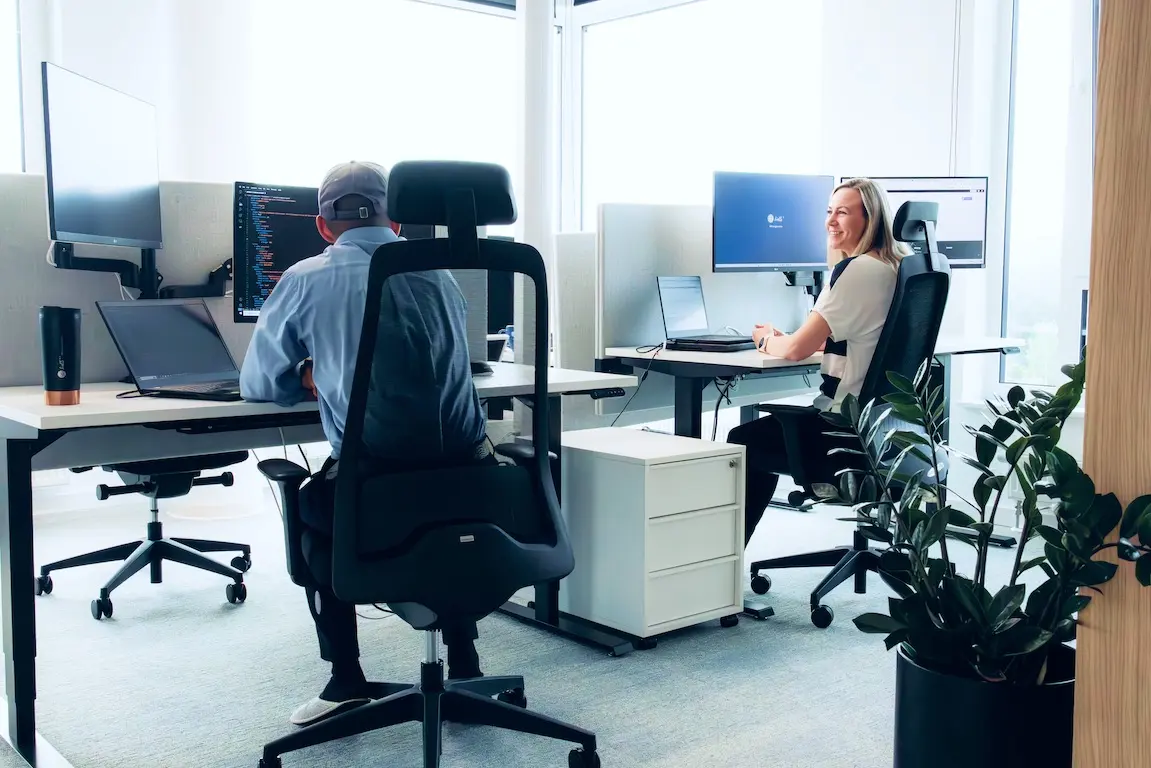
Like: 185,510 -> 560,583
1073,1 -> 1151,766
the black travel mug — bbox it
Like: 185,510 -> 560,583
39,306 -> 81,405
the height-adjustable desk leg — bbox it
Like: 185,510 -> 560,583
496,395 -> 636,656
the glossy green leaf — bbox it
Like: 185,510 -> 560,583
1120,494 -> 1151,539
1017,556 -> 1047,575
1091,493 -> 1124,540
812,483 -> 839,500
1137,557 -> 1151,587
1062,594 -> 1091,618
886,370 -> 916,395
988,584 -> 1026,629
1006,386 -> 1025,408
853,612 -> 906,634
1037,525 -> 1063,547
947,507 -> 977,528
860,525 -> 895,544
996,624 -> 1053,657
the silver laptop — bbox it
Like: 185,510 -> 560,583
96,298 -> 243,401
656,276 -> 754,346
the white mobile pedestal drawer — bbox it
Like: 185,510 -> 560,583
558,427 -> 745,640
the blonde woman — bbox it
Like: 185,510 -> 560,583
730,178 -> 911,546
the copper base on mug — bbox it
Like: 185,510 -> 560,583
45,390 -> 80,406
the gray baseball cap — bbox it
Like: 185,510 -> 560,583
317,161 -> 389,221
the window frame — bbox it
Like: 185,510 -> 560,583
998,0 -> 1099,385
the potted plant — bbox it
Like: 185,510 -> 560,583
814,356 -> 1151,768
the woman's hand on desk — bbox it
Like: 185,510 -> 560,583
752,324 -> 783,352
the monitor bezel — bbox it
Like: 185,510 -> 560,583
711,170 -> 834,274
41,62 -> 164,251
842,175 -> 990,269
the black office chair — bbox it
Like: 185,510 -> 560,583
255,161 -> 599,768
746,202 -> 951,628
36,452 -> 252,620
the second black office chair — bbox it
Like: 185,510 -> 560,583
36,452 -> 252,619
256,161 -> 598,768
746,202 -> 951,628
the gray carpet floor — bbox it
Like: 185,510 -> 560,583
4,468 -> 1028,768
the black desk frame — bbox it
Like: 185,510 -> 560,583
0,392 -> 640,767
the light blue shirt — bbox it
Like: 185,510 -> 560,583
239,226 -> 486,461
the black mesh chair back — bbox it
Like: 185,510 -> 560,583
327,161 -> 574,627
858,201 -> 951,407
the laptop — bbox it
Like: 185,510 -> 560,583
96,298 -> 244,401
656,276 -> 756,351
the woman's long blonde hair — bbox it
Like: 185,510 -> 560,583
828,178 -> 911,269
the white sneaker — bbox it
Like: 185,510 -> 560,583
289,693 -> 371,726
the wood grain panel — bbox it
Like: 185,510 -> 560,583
1073,0 -> 1151,765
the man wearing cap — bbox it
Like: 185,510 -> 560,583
240,161 -> 491,726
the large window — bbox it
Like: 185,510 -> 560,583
247,0 -> 518,228
1001,0 -> 1096,384
580,0 -> 823,224
0,0 -> 20,172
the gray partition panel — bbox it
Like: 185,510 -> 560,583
593,203 -> 817,421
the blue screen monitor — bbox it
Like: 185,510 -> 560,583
712,172 -> 833,272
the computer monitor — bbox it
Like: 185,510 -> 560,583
232,181 -> 329,323
850,176 -> 988,268
41,62 -> 163,249
712,172 -> 833,273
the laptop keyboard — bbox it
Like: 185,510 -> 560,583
161,382 -> 239,394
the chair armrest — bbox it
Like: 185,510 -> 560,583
257,458 -> 311,484
494,442 -> 558,463
256,459 -> 313,588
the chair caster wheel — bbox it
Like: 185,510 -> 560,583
91,597 -> 112,620
497,688 -> 527,708
226,582 -> 247,604
720,614 -> 739,628
35,575 -> 53,596
750,574 -> 771,595
788,490 -> 809,508
569,747 -> 601,768
230,555 -> 252,573
811,605 -> 834,629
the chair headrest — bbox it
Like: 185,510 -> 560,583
892,201 -> 940,243
387,161 -> 517,227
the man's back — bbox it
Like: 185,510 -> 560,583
239,226 -> 487,461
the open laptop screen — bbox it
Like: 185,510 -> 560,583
657,276 -> 710,338
97,299 -> 240,388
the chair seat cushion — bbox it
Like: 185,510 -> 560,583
106,451 -> 249,477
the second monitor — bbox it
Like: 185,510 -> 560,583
233,181 -> 329,323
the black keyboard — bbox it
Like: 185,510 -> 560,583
159,381 -> 240,394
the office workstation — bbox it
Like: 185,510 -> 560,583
0,0 -> 1139,767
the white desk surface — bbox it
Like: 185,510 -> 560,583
0,363 -> 637,432
605,336 -> 1023,370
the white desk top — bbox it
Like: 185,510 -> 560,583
604,336 -> 1023,370
0,363 -> 637,432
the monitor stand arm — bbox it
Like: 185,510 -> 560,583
783,269 -> 825,302
158,258 -> 232,299
52,242 -> 159,299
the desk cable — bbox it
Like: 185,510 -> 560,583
711,375 -> 744,440
609,344 -> 662,427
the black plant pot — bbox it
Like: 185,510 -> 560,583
894,644 -> 1075,768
